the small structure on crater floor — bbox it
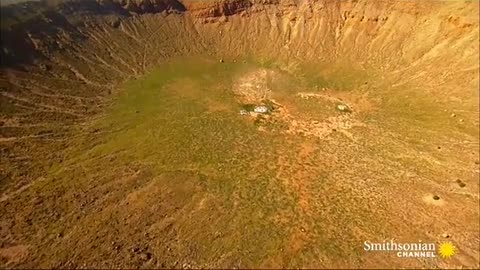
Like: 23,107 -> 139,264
254,105 -> 269,114
240,103 -> 272,116
336,104 -> 351,112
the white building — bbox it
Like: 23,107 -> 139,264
254,105 -> 269,114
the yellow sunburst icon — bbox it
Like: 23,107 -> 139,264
438,241 -> 457,259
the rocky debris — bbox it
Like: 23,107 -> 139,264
129,245 -> 153,261
219,58 -> 224,63
100,0 -> 187,14
139,252 -> 152,261
297,92 -> 324,100
232,69 -> 272,102
185,0 -> 252,19
111,241 -> 121,250
455,179 -> 466,188
110,18 -> 121,28
442,233 -> 451,238
450,113 -> 457,117
249,97 -> 365,140
39,63 -> 50,71
297,92 -> 354,116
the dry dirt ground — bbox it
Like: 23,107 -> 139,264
0,0 -> 479,269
